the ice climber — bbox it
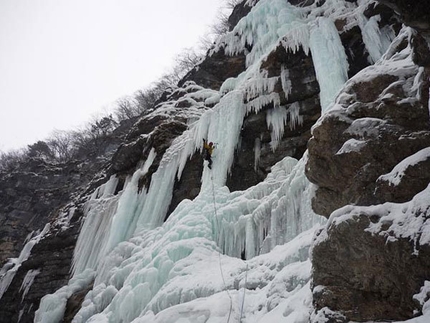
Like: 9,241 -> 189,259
202,139 -> 215,169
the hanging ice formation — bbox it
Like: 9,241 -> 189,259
0,224 -> 50,300
33,0 -> 398,322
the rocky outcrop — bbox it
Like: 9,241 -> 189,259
0,223 -> 81,323
378,0 -> 430,35
0,159 -> 95,265
306,31 -> 430,216
307,1 -> 430,321
312,206 -> 430,321
179,48 -> 247,91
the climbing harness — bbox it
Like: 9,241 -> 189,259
210,173 -> 233,323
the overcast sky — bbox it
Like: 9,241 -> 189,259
0,0 -> 223,152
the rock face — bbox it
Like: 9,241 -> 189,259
0,224 -> 81,323
312,210 -> 430,322
0,157 -> 107,265
307,1 -> 430,321
378,0 -> 430,35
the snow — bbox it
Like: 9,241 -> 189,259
315,184 -> 430,249
35,269 -> 96,323
345,117 -> 386,138
414,281 -> 430,312
336,138 -> 367,154
378,147 -> 430,186
344,29 -> 418,91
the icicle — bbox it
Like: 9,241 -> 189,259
254,137 -> 261,171
280,66 -> 292,99
134,152 -> 180,231
220,77 -> 238,94
244,72 -> 279,102
246,92 -> 281,114
280,21 -> 310,55
214,0 -> 307,67
266,106 -> 288,151
34,269 -> 95,323
20,269 -> 41,302
202,90 -> 247,188
287,102 -> 303,130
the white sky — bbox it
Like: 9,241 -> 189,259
0,0 -> 223,152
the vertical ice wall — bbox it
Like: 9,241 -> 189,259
72,149 -> 156,276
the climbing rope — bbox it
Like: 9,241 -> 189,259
239,264 -> 248,323
210,173 -> 233,323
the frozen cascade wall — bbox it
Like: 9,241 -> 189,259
37,155 -> 323,323
33,0 -> 399,322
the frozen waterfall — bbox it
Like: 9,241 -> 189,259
30,0 -> 401,322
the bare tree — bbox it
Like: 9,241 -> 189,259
210,10 -> 231,36
47,130 -> 75,162
114,97 -> 139,121
0,149 -> 28,172
175,48 -> 203,72
28,141 -> 53,159
133,89 -> 160,113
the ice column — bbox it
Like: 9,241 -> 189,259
309,17 -> 349,112
358,14 -> 395,64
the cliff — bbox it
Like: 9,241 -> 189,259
0,0 -> 429,322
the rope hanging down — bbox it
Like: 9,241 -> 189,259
210,174 -> 233,323
239,263 -> 248,323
